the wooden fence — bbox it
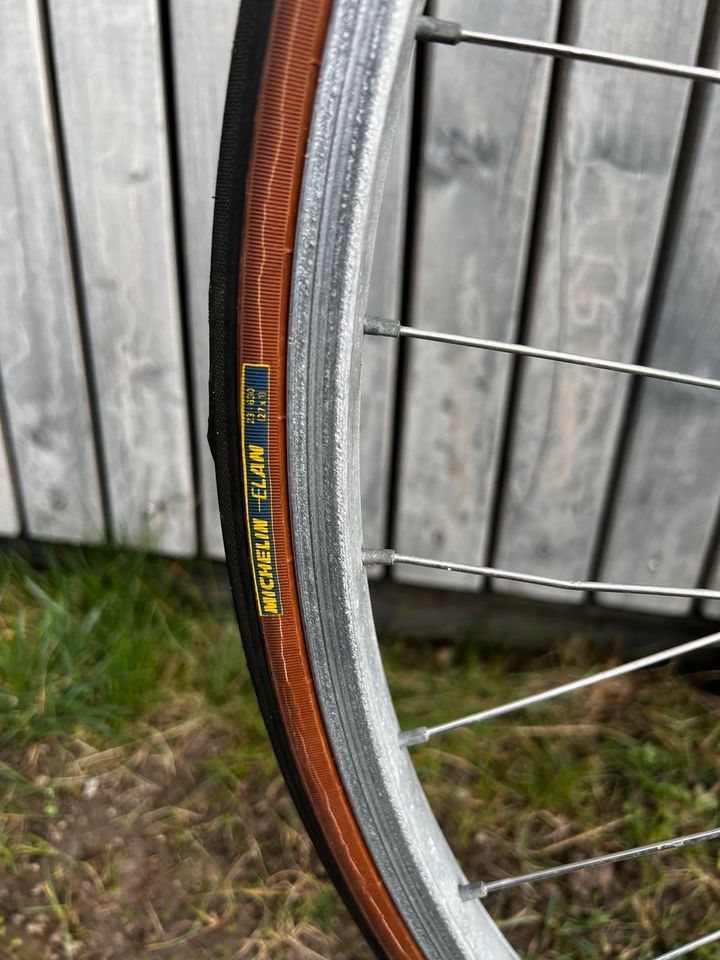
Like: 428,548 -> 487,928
2,0 -> 720,620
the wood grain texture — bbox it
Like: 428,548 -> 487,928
170,0 -> 238,560
0,414 -> 20,537
493,0 -> 706,603
361,83 -> 412,567
48,0 -> 196,556
393,0 -> 560,589
598,47 -> 720,617
1,0 -> 103,543
705,553 -> 720,620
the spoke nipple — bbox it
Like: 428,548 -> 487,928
458,881 -> 487,902
364,315 -> 400,338
398,726 -> 429,749
362,548 -> 395,567
416,15 -> 462,46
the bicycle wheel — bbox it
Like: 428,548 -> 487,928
209,1 -> 720,957
209,1 -> 508,955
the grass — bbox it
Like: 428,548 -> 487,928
389,638 -> 720,958
0,545 -> 719,958
0,546 -> 357,960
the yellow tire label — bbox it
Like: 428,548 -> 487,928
240,363 -> 282,616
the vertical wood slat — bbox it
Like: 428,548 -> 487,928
1,0 -> 103,543
170,0 -> 238,560
393,0 -> 560,589
0,415 -> 20,537
361,83 -> 413,564
493,0 -> 706,603
598,28 -> 720,617
706,549 -> 720,621
48,0 -> 196,556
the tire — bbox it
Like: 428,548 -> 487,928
208,1 -> 514,957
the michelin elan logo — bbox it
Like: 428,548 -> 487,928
241,363 -> 281,616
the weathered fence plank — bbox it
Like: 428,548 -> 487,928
48,0 -> 195,556
706,557 -> 720,621
1,0 -> 103,543
393,0 -> 560,589
361,84 -> 412,565
493,0 -> 706,603
598,48 -> 720,617
0,417 -> 19,537
170,0 -> 238,560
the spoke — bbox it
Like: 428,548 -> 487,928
395,629 -> 720,747
364,318 -> 720,393
653,929 -> 720,960
363,549 -> 720,602
416,16 -> 720,86
459,827 -> 720,900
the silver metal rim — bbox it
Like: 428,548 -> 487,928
287,1 -> 515,956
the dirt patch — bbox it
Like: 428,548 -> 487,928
0,711 -> 370,960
